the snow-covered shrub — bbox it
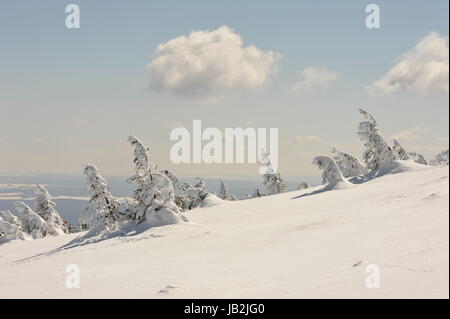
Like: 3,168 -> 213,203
430,149 -> 449,166
332,148 -> 368,177
357,109 -> 397,175
313,156 -> 351,189
217,180 -> 237,201
392,139 -> 410,160
15,201 -> 49,239
260,150 -> 288,195
0,210 -> 21,226
0,210 -> 30,243
298,182 -> 311,190
35,184 -> 68,235
81,165 -> 120,229
408,152 -> 427,165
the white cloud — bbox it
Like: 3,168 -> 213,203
294,135 -> 322,144
391,127 -> 430,141
291,67 -> 338,92
147,26 -> 280,99
368,32 -> 449,95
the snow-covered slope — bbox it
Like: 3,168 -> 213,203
0,165 -> 448,298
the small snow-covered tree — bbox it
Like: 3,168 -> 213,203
260,150 -> 288,195
127,136 -> 184,223
408,152 -> 427,165
81,165 -> 119,229
217,180 -> 237,201
332,148 -> 368,177
357,109 -> 396,175
15,201 -> 49,239
0,210 -> 21,226
392,139 -> 410,160
298,182 -> 311,190
35,184 -> 68,235
430,149 -> 449,166
194,177 -> 205,190
313,156 -> 348,188
0,210 -> 29,243
128,135 -> 155,174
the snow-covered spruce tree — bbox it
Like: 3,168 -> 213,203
160,170 -> 192,210
408,152 -> 427,165
217,180 -> 237,201
392,139 -> 410,160
298,182 -> 311,190
260,150 -> 288,195
430,149 -> 449,166
35,184 -> 68,235
0,210 -> 30,243
127,136 -> 185,223
313,156 -> 350,189
357,109 -> 397,175
332,148 -> 368,178
194,177 -> 205,190
15,201 -> 49,239
81,165 -> 119,229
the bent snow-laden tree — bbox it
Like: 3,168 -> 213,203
408,152 -> 427,165
127,136 -> 185,224
430,149 -> 449,166
217,180 -> 237,201
0,210 -> 30,243
81,165 -> 119,229
15,201 -> 49,239
332,148 -> 368,178
260,150 -> 288,195
357,109 -> 397,175
35,184 -> 68,235
392,139 -> 410,160
313,156 -> 350,189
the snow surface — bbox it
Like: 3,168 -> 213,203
0,164 -> 448,298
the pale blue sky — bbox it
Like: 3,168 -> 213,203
0,0 -> 448,178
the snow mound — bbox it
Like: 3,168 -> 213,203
201,193 -> 226,207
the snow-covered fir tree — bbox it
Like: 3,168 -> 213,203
35,184 -> 68,235
194,177 -> 205,190
127,136 -> 184,223
408,152 -> 427,165
128,135 -> 155,174
260,150 -> 288,195
357,109 -> 397,175
81,165 -> 119,229
430,149 -> 449,166
15,201 -> 49,239
392,139 -> 410,160
217,180 -> 237,201
298,182 -> 311,190
332,148 -> 368,178
313,156 -> 348,188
